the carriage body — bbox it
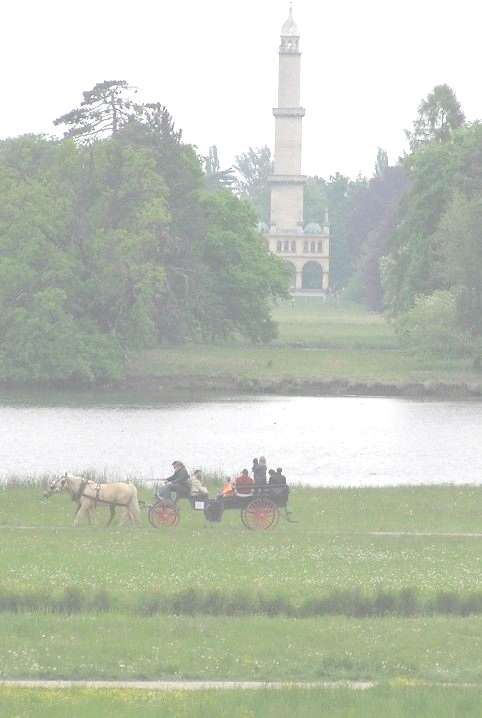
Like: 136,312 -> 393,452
148,485 -> 291,531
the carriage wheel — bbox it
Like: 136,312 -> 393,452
241,498 -> 279,531
148,500 -> 180,528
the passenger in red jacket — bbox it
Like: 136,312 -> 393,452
234,469 -> 255,495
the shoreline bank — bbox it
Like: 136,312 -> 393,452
1,374 -> 482,401
121,374 -> 482,400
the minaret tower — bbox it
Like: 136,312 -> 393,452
271,4 -> 305,233
265,4 -> 330,292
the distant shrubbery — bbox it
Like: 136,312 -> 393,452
393,290 -> 474,356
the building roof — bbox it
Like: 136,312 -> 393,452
281,6 -> 299,37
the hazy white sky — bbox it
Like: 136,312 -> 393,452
2,0 -> 480,178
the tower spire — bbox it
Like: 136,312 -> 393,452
281,3 -> 299,38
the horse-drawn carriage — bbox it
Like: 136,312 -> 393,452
148,485 -> 292,531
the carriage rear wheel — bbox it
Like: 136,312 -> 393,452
148,499 -> 180,528
241,498 -> 279,531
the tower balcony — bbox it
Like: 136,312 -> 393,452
273,107 -> 306,118
268,174 -> 307,185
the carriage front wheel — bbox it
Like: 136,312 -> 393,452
241,498 -> 279,531
148,499 -> 180,528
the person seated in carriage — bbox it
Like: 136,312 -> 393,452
222,477 -> 235,497
156,461 -> 192,502
191,469 -> 209,497
269,467 -> 287,487
234,469 -> 255,495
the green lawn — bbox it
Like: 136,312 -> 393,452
272,299 -> 397,348
128,300 -> 478,385
2,686 -> 482,718
1,486 -> 482,686
1,613 -> 482,684
2,486 -> 482,605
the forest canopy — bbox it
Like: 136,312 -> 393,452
0,82 -> 289,383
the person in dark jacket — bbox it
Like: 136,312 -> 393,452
253,456 -> 267,486
275,467 -> 287,486
156,461 -> 192,501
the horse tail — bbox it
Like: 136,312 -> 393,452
127,486 -> 141,525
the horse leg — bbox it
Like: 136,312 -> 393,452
106,505 -> 116,527
129,495 -> 141,527
117,507 -> 129,526
87,499 -> 96,526
74,501 -> 88,527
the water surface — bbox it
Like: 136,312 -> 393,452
1,395 -> 481,486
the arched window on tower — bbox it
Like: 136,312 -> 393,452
291,240 -> 296,252
317,241 -> 323,253
277,241 -> 282,252
284,240 -> 290,252
310,241 -> 316,253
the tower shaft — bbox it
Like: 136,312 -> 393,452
270,21 -> 305,232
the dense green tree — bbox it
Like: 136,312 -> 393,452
54,80 -> 137,142
393,290 -> 471,356
195,192 -> 289,341
374,148 -> 389,178
406,84 -> 465,152
349,165 -> 408,310
303,176 -> 327,225
235,146 -> 272,224
0,85 -> 291,383
117,102 -> 204,240
0,134 -> 169,381
382,123 -> 482,316
436,192 -> 482,334
203,146 -> 236,192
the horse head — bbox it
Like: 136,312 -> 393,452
43,474 -> 68,498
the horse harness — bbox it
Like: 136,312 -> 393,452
73,479 -> 130,509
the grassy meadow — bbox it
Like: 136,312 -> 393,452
3,686 -> 482,718
129,300 -> 479,385
2,686 -> 482,718
1,485 -> 482,690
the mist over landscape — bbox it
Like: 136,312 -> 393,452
0,2 -> 481,716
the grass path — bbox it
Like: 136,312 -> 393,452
0,680 -> 374,691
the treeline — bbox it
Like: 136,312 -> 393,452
0,82 -> 289,383
1,80 -> 480,383
236,84 -> 482,359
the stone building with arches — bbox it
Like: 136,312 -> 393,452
262,6 -> 330,293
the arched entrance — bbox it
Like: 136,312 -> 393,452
284,261 -> 297,290
302,261 -> 323,290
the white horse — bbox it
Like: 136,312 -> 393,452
45,474 -> 141,527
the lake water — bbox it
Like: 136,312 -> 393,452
0,395 -> 481,486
